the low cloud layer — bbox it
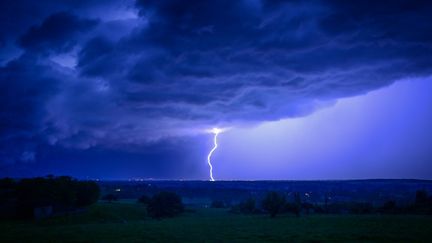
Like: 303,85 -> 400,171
1,0 -> 432,164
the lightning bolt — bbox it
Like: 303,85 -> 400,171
207,128 -> 222,181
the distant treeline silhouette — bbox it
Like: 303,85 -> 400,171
136,191 -> 184,219
222,190 -> 432,217
0,176 -> 100,219
99,191 -> 185,219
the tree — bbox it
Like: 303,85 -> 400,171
76,181 -> 100,207
415,190 -> 429,205
102,194 -> 118,203
137,195 -> 151,205
303,202 -> 314,215
211,200 -> 226,208
293,192 -> 302,216
285,202 -> 299,216
0,178 -> 16,203
147,191 -> 184,219
51,176 -> 77,209
413,190 -> 432,214
0,178 -> 15,189
349,202 -> 373,214
262,191 -> 286,218
238,197 -> 256,214
380,200 -> 397,214
12,176 -> 100,218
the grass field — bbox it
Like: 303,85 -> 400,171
1,202 -> 432,242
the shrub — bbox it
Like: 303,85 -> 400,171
211,200 -> 226,208
147,191 -> 184,219
284,202 -> 301,216
102,194 -> 118,203
349,202 -> 374,214
239,198 -> 256,214
76,181 -> 100,207
0,178 -> 16,204
137,195 -> 151,205
2,176 -> 100,218
379,200 -> 397,214
262,191 -> 286,218
415,190 -> 429,205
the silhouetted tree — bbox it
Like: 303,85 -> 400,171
380,200 -> 397,214
293,192 -> 302,216
76,181 -> 100,207
285,202 -> 300,216
102,194 -> 118,203
262,191 -> 286,218
52,176 -> 78,209
324,192 -> 330,213
303,202 -> 314,215
0,178 -> 17,219
138,195 -> 151,205
413,190 -> 432,214
349,202 -> 373,214
0,178 -> 15,188
0,178 -> 16,203
147,191 -> 184,219
313,205 -> 325,214
415,190 -> 429,205
239,197 -> 256,214
211,200 -> 226,208
10,176 -> 100,218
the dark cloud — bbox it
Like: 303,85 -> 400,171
78,0 -> 432,123
18,12 -> 98,54
1,0 -> 432,168
0,55 -> 62,163
0,0 -> 112,42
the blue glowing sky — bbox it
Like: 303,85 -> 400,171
215,78 -> 432,180
1,0 -> 432,180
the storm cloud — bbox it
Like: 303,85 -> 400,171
1,0 -> 432,165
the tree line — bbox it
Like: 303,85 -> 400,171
0,176 -> 100,219
103,191 -> 184,219
219,190 -> 432,218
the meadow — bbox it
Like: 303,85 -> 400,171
1,201 -> 431,242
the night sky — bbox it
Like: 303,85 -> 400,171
1,0 -> 432,180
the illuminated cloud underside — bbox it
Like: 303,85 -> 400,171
1,0 -> 432,178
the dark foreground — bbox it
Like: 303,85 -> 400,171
1,202 -> 431,242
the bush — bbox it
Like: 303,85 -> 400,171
302,202 -> 314,214
1,176 -> 100,218
147,191 -> 184,219
0,178 -> 16,204
415,190 -> 429,205
262,191 -> 286,218
239,198 -> 256,214
102,194 -> 118,203
379,200 -> 397,214
211,200 -> 226,208
285,202 -> 301,216
76,181 -> 100,207
412,190 -> 432,214
229,198 -> 258,214
349,202 -> 374,214
137,195 -> 151,205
